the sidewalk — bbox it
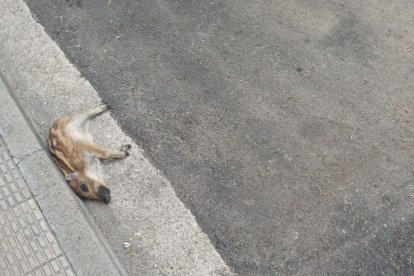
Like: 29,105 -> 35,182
0,137 -> 75,276
0,73 -> 126,276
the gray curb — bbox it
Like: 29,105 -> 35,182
0,72 -> 127,276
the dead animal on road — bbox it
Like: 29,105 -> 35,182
48,104 -> 131,203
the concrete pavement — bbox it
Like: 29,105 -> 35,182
2,0 -> 414,275
0,137 -> 76,276
0,73 -> 125,275
0,0 -> 233,275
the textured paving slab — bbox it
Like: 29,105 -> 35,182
0,137 -> 75,276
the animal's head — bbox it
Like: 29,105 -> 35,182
65,171 -> 111,203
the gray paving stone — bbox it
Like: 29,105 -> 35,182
0,137 -> 75,276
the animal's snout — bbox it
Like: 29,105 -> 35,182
97,186 -> 111,203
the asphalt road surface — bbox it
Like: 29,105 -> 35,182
25,0 -> 414,275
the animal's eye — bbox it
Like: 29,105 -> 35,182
80,183 -> 89,192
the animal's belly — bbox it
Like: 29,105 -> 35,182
71,129 -> 93,143
85,153 -> 103,180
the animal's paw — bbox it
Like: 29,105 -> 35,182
94,103 -> 109,114
120,144 -> 131,153
100,103 -> 110,110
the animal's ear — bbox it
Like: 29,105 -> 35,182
65,171 -> 80,181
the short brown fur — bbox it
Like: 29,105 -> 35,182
48,104 -> 130,203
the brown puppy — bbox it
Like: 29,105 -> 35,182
48,104 -> 130,203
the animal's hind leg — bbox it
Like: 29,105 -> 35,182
79,104 -> 109,120
70,104 -> 109,128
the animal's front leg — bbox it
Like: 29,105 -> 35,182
84,143 -> 131,161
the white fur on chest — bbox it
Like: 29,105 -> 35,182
84,152 -> 103,181
66,120 -> 94,143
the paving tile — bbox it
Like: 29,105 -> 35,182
0,137 -> 75,275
